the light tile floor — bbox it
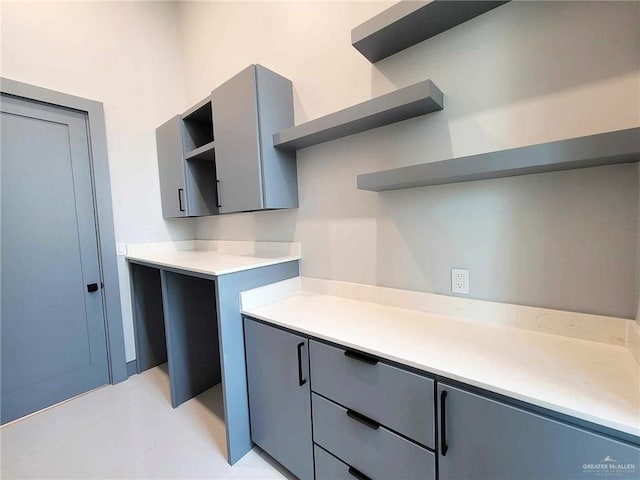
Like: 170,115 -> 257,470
1,365 -> 294,479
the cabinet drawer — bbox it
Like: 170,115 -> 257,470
309,340 -> 435,447
314,445 -> 353,480
312,393 -> 436,480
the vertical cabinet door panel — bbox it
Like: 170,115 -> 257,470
244,319 -> 314,479
254,65 -> 298,209
212,65 -> 264,213
156,115 -> 187,218
437,383 -> 640,480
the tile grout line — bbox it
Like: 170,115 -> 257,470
101,422 -> 195,479
1,380 -> 159,471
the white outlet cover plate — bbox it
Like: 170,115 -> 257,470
116,242 -> 127,256
451,268 -> 469,294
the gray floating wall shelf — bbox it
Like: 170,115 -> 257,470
352,0 -> 510,63
357,127 -> 640,192
272,79 -> 444,151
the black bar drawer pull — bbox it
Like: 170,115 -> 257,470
441,390 -> 448,456
86,283 -> 99,293
346,409 -> 380,430
348,466 -> 372,480
297,342 -> 306,386
344,349 -> 378,365
178,188 -> 185,212
216,180 -> 222,208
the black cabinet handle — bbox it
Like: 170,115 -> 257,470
348,466 -> 371,480
86,283 -> 99,293
346,409 -> 380,430
178,188 -> 185,212
344,349 -> 378,365
440,390 -> 448,456
216,180 -> 222,208
297,342 -> 306,386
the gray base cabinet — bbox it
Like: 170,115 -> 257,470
242,317 -> 639,480
437,383 -> 640,480
243,319 -> 313,479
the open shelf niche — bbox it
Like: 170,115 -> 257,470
181,96 -> 218,215
273,79 -> 444,151
182,97 -> 214,155
357,127 -> 640,192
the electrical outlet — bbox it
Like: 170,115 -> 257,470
116,242 -> 127,256
451,268 -> 469,294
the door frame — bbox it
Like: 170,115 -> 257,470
1,77 -> 127,384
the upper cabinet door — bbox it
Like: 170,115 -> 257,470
156,115 -> 187,218
253,65 -> 298,210
212,65 -> 264,213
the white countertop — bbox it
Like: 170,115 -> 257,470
125,240 -> 301,276
242,283 -> 640,438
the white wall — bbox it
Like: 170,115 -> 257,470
2,1 -> 638,364
183,0 -> 640,318
1,1 -> 197,361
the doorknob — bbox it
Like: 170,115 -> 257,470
86,283 -> 99,293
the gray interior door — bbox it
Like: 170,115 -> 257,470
244,318 -> 314,479
212,65 -> 264,213
1,94 -> 110,424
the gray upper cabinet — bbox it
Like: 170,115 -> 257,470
244,318 -> 313,479
212,65 -> 297,214
156,64 -> 296,218
157,115 -> 188,218
156,100 -> 218,218
437,383 -> 640,480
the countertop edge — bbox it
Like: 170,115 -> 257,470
241,308 -> 640,440
126,254 -> 301,276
